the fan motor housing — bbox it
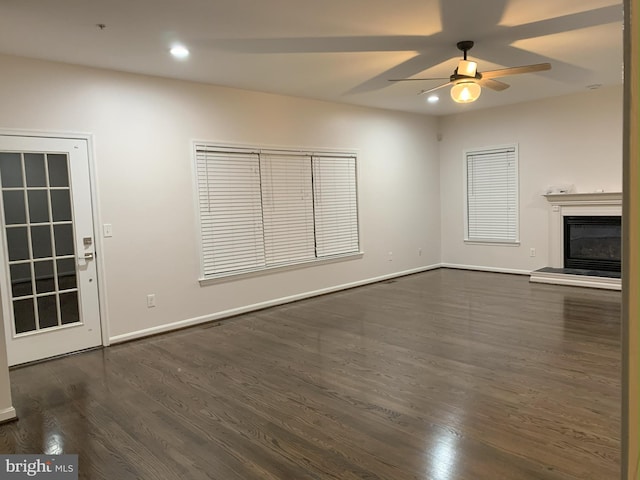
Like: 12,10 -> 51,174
450,72 -> 482,82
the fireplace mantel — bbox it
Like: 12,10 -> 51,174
531,191 -> 622,290
544,192 -> 622,206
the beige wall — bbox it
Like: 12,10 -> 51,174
438,87 -> 623,272
0,53 -> 441,345
623,0 -> 639,477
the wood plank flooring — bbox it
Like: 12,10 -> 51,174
0,269 -> 621,479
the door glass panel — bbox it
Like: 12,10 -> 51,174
2,147 -> 86,341
31,225 -> 52,258
57,258 -> 77,290
13,298 -> 36,333
2,191 -> 26,225
34,260 -> 55,293
10,263 -> 32,297
28,190 -> 50,223
50,190 -> 72,222
6,227 -> 29,261
60,292 -> 80,325
53,224 -> 74,256
48,154 -> 69,187
37,295 -> 58,329
0,153 -> 23,188
24,153 -> 47,187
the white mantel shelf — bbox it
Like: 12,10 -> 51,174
544,192 -> 622,205
530,191 -> 622,290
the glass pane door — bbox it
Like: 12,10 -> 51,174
0,151 -> 80,336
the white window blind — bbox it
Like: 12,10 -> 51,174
465,146 -> 518,243
260,153 -> 315,266
313,155 -> 359,257
195,145 -> 360,279
196,149 -> 265,276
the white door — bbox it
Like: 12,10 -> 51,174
0,135 -> 101,366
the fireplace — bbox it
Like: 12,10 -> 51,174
530,192 -> 622,290
563,215 -> 621,272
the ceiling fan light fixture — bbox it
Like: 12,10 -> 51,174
458,60 -> 477,77
451,81 -> 481,103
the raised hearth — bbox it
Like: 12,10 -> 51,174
530,267 -> 620,290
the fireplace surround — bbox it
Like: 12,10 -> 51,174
530,192 -> 622,290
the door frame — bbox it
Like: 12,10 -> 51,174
0,129 -> 109,352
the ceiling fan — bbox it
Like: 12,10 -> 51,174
390,41 -> 551,103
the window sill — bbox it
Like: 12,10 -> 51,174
199,251 -> 364,286
464,240 -> 521,247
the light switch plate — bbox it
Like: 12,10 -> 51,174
103,224 -> 113,237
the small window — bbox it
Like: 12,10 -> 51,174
464,145 -> 519,244
194,144 -> 360,279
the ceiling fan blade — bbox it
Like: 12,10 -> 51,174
478,78 -> 510,91
481,63 -> 551,79
347,49 -> 451,95
418,82 -> 452,96
388,77 -> 449,82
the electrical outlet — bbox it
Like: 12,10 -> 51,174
388,251 -> 393,262
147,294 -> 156,308
418,248 -> 422,256
530,248 -> 536,257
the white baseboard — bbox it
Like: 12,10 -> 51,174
0,406 -> 17,423
440,263 -> 531,276
529,270 -> 621,290
109,263 -> 443,344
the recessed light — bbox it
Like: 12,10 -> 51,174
170,45 -> 190,59
427,95 -> 439,104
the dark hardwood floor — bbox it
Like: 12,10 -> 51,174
0,269 -> 621,479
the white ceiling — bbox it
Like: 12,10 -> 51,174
0,0 -> 624,116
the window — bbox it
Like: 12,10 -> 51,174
312,155 -> 359,257
464,145 -> 519,244
194,144 -> 360,279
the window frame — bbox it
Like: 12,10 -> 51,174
463,144 -> 520,245
192,142 -> 362,283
